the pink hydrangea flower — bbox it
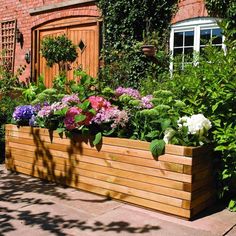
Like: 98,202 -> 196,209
92,106 -> 129,129
88,96 -> 111,111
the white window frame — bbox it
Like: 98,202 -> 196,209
170,17 -> 225,71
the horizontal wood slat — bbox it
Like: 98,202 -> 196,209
6,152 -> 191,201
5,163 -> 190,218
7,139 -> 192,183
5,125 -> 215,219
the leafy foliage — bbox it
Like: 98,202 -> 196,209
205,0 -> 236,42
97,0 -> 177,90
161,43 -> 236,211
40,35 -> 77,73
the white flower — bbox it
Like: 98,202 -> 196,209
186,114 -> 212,136
163,128 -> 176,144
177,116 -> 189,128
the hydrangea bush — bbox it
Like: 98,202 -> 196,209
12,86 -> 212,153
12,93 -> 131,144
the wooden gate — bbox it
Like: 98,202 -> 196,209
32,18 -> 100,87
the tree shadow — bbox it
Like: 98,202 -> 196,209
0,207 -> 16,235
0,165 -> 161,235
17,210 -> 161,235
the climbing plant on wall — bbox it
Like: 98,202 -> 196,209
205,0 -> 236,43
97,0 -> 178,90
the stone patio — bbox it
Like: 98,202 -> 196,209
0,164 -> 236,236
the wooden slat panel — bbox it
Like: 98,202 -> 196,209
8,159 -> 184,207
6,125 -> 193,165
5,164 -> 191,218
7,140 -> 192,183
6,161 -> 189,212
7,152 -> 191,200
6,131 -> 184,172
6,147 -> 186,191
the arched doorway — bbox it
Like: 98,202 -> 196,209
32,17 -> 100,87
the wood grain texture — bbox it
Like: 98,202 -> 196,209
5,125 -> 215,219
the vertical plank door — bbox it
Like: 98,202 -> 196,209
67,22 -> 99,81
39,29 -> 66,88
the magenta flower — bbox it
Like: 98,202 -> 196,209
64,107 -> 94,130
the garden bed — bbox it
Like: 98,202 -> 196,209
5,124 -> 215,219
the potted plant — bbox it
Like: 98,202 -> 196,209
141,22 -> 159,57
40,35 -> 78,76
5,84 -> 215,219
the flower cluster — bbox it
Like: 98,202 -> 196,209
12,94 -> 129,133
163,114 -> 212,146
141,95 -> 153,109
61,94 -> 80,105
92,106 -> 129,129
177,114 -> 212,136
115,87 -> 141,99
13,105 -> 36,125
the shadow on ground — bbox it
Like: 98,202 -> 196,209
0,168 -> 161,235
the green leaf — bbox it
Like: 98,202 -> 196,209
75,114 -> 86,123
160,119 -> 171,131
54,107 -> 68,116
145,131 -> 159,139
56,127 -> 65,134
78,100 -> 91,111
228,199 -> 236,212
89,108 -> 96,115
93,132 -> 102,146
150,139 -> 165,157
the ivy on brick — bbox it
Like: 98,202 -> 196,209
97,0 -> 178,89
205,0 -> 236,42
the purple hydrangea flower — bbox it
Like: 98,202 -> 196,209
37,102 -> 67,118
13,105 -> 35,122
115,87 -> 141,99
29,115 -> 37,126
61,94 -> 80,105
37,105 -> 52,118
92,106 -> 129,129
141,95 -> 153,109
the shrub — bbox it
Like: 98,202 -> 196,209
161,44 -> 236,210
40,35 -> 77,74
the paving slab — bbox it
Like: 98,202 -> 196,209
1,164 -> 236,236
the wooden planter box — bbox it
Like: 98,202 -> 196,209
5,124 -> 215,219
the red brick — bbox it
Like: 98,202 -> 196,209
0,0 -> 100,80
0,0 -> 207,81
172,0 -> 208,24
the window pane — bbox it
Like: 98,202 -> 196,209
173,48 -> 183,56
174,32 -> 183,47
200,29 -> 211,45
200,46 -> 205,53
185,31 -> 194,46
184,47 -> 193,62
212,28 -> 222,44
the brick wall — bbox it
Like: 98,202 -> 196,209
0,0 -> 100,81
172,0 -> 208,24
0,0 -> 208,81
